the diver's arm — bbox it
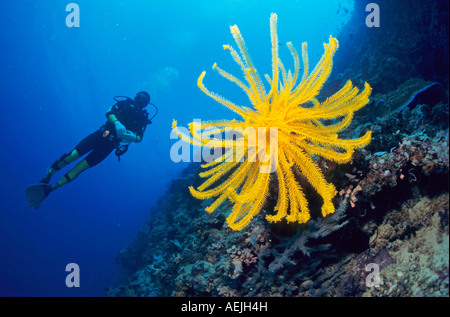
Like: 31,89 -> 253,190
108,113 -> 119,124
134,132 -> 143,143
105,102 -> 142,143
123,130 -> 143,143
119,131 -> 140,143
106,107 -> 119,124
105,105 -> 127,138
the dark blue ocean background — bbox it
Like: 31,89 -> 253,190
0,0 -> 354,296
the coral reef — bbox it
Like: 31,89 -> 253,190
108,89 -> 448,296
328,193 -> 449,297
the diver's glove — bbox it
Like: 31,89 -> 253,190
114,121 -> 127,138
120,130 -> 138,143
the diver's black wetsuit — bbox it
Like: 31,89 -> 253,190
105,99 -> 150,142
32,91 -> 152,209
71,130 -> 114,167
40,97 -> 151,190
74,99 -> 150,167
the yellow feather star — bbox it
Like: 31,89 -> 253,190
172,13 -> 372,231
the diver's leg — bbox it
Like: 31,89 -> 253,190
51,159 -> 91,191
50,138 -> 114,192
40,150 -> 80,183
40,131 -> 101,184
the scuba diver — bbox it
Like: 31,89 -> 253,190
26,91 -> 157,209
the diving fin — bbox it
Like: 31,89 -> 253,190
25,183 -> 52,210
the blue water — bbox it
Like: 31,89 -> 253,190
0,0 -> 353,296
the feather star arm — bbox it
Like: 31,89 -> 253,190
172,13 -> 372,230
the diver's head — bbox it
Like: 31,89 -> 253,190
134,91 -> 150,109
